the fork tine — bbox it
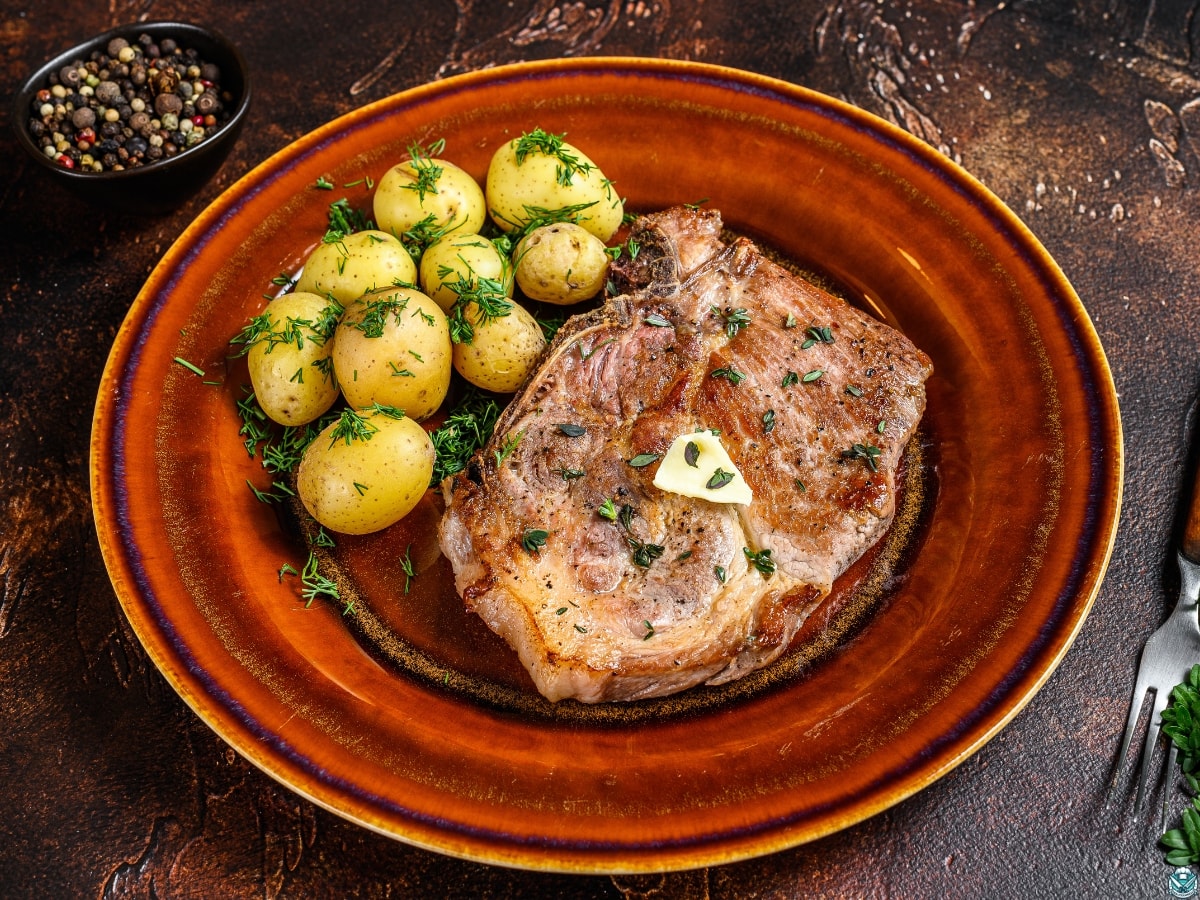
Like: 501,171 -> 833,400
1110,682 -> 1149,793
1162,741 -> 1180,834
1134,685 -> 1171,818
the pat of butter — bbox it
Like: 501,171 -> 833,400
652,431 -> 753,506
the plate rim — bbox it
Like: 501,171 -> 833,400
89,56 -> 1124,873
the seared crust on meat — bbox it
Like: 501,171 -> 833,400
438,206 -> 932,703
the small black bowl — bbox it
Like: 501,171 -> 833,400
13,21 -> 251,216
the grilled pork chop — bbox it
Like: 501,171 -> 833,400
438,206 -> 932,703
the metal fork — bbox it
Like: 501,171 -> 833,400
1111,470 -> 1200,821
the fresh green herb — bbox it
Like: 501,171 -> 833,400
353,481 -> 369,496
711,366 -> 746,386
802,325 -> 836,348
626,237 -> 641,259
513,128 -> 592,186
684,441 -> 700,468
676,550 -> 693,562
444,265 -> 514,345
627,535 -> 665,568
315,176 -> 334,190
795,479 -> 806,492
744,547 -> 776,577
399,545 -> 416,594
1158,666 -> 1200,865
1162,796 -> 1200,866
556,423 -> 587,437
782,371 -> 800,388
763,410 -> 776,434
846,384 -> 864,398
598,498 -> 618,521
784,313 -> 798,329
552,466 -> 586,480
711,305 -> 751,338
389,363 -> 415,378
328,409 -> 378,446
706,468 -> 734,490
618,503 -> 635,531
715,565 -> 727,584
644,313 -> 672,328
403,139 -> 444,201
628,453 -> 660,468
877,420 -> 887,434
494,429 -> 526,466
843,442 -> 882,472
246,479 -> 295,504
578,337 -> 616,360
325,196 -> 372,239
643,620 -> 655,640
429,386 -> 502,484
300,551 -> 350,613
802,369 -> 824,383
174,356 -> 205,377
278,563 -> 298,581
521,528 -> 550,555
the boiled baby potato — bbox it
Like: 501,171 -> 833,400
245,291 -> 341,426
333,286 -> 451,421
486,128 -> 623,242
373,152 -> 486,244
294,230 -> 417,304
452,300 -> 547,394
297,408 -> 435,535
418,233 -> 513,314
514,223 -> 609,305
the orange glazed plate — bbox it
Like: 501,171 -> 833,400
90,59 -> 1122,873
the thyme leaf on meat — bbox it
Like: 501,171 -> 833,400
643,620 -> 655,640
711,305 -> 751,338
781,371 -> 800,388
802,369 -> 824,383
711,366 -> 746,386
628,452 -> 660,468
552,466 -> 585,480
845,384 -> 864,398
843,442 -> 882,472
643,313 -> 673,327
556,423 -> 587,437
597,498 -> 618,521
801,325 -> 835,349
521,528 -> 550,555
744,547 -> 776,577
763,410 -> 776,434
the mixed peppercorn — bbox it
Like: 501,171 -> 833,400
25,32 -> 233,173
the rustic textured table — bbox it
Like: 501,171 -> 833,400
2,2 -> 1198,897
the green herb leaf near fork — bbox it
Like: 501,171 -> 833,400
1159,664 -> 1200,864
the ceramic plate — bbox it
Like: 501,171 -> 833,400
91,58 -> 1122,873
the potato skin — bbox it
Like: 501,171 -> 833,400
297,410 -> 435,535
418,233 -> 513,314
373,157 -> 486,242
486,132 -> 623,242
246,292 -> 341,426
514,223 -> 609,305
333,286 -> 452,421
294,230 -> 417,305
452,300 -> 547,394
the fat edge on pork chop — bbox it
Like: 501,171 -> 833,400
438,206 -> 932,703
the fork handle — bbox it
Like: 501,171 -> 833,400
1183,466 -> 1200,563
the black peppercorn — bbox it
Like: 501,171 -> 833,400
27,31 -> 234,173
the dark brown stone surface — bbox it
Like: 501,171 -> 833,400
3,1 -> 1200,896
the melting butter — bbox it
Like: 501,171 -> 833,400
652,430 -> 753,506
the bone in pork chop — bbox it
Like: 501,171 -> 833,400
438,206 -> 932,703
